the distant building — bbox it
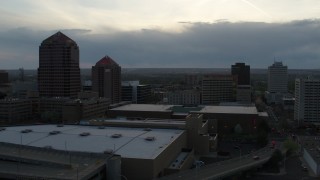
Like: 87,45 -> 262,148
122,81 -> 139,103
122,81 -> 152,104
0,71 -> 10,96
294,78 -> 320,125
82,80 -> 92,91
202,75 -> 236,105
185,74 -> 201,86
266,61 -> 288,104
39,97 -> 70,122
164,90 -> 201,105
231,63 -> 250,85
92,56 -> 121,104
236,85 -> 251,104
63,97 -> 110,123
0,71 -> 8,84
137,85 -> 151,104
11,81 -> 37,98
38,32 -> 81,98
0,98 -> 32,124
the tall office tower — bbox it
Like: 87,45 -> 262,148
202,75 -> 236,105
294,78 -> 320,125
38,32 -> 81,98
92,56 -> 121,104
231,63 -> 250,85
266,61 -> 288,104
267,61 -> 288,93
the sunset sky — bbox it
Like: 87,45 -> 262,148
1,0 -> 320,69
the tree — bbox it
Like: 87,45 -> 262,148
284,139 -> 299,156
256,120 -> 270,146
234,124 -> 243,134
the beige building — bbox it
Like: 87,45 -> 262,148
63,97 -> 110,123
0,124 -> 191,180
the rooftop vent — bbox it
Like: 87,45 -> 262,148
143,128 -> 152,131
111,134 -> 122,138
49,130 -> 61,135
145,136 -> 156,141
21,129 -> 32,133
79,132 -> 90,136
0,127 -> 6,131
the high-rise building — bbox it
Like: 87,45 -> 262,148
231,63 -> 250,85
201,75 -> 236,105
294,78 -> 320,125
121,81 -> 151,104
92,56 -> 121,104
38,32 -> 81,98
266,61 -> 288,104
267,62 -> 288,93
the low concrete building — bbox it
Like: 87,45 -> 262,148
192,106 -> 261,135
108,104 -> 265,135
0,124 -> 188,180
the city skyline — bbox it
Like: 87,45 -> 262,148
1,1 -> 320,69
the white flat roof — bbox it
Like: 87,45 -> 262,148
0,125 -> 184,159
197,106 -> 258,114
111,104 -> 174,112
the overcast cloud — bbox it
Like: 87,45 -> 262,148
0,19 -> 320,69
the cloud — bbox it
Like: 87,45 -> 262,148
1,19 -> 320,69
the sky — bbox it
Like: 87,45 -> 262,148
1,0 -> 320,69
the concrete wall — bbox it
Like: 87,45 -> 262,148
107,110 -> 173,119
121,131 -> 187,180
303,148 -> 320,176
154,131 -> 187,177
121,158 -> 154,180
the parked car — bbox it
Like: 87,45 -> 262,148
253,155 -> 260,160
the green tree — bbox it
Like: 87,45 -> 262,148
284,139 -> 299,156
256,120 -> 270,146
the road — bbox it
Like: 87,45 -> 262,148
159,147 -> 275,180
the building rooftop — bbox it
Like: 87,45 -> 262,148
0,125 -> 184,159
195,105 -> 258,115
96,56 -> 119,66
42,31 -> 76,45
110,104 -> 174,112
0,142 -> 109,180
